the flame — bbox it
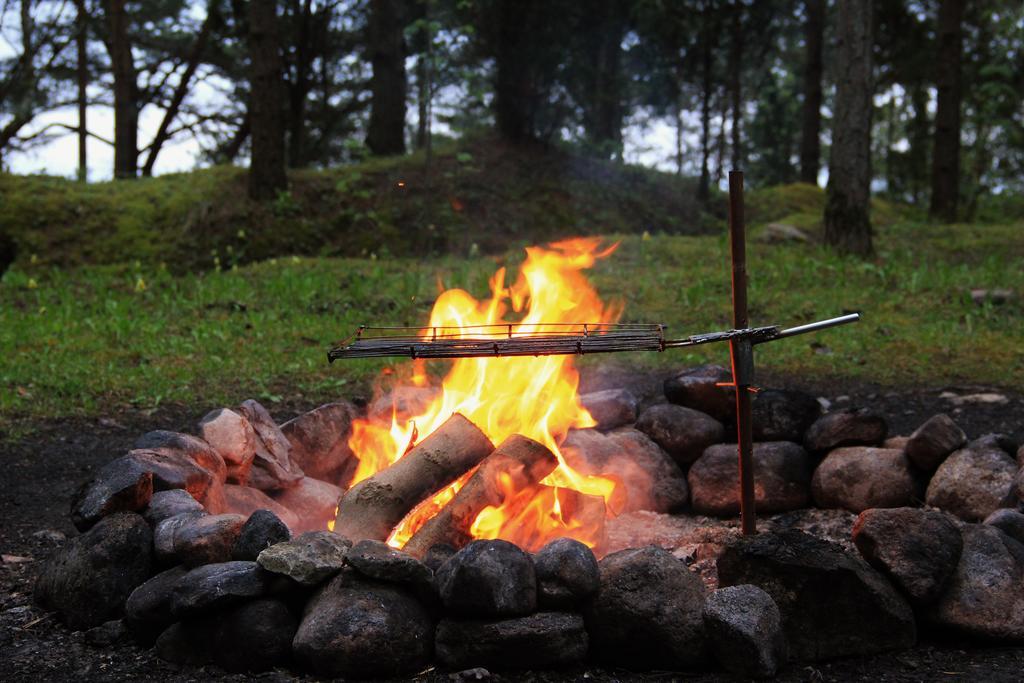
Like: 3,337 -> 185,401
346,238 -> 623,550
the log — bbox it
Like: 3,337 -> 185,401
402,434 -> 559,557
332,413 -> 494,542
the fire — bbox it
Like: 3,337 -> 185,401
346,237 -> 623,550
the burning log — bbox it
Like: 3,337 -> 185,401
402,435 -> 559,558
332,413 -> 493,542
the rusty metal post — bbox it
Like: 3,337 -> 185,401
728,170 -> 756,535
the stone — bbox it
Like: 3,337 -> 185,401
35,512 -> 153,630
232,509 -> 291,561
125,566 -> 189,642
926,445 -> 1017,521
436,612 -> 588,670
579,389 -> 638,431
211,598 -> 298,672
143,489 -> 204,526
368,385 -> 441,422
169,560 -> 271,616
153,512 -> 204,565
663,364 -> 736,423
932,524 -> 1024,641
811,447 -> 921,513
280,402 -> 359,485
758,222 -> 810,243
84,619 -> 127,647
717,529 -> 916,661
689,441 -> 812,516
423,543 -> 457,572
70,457 -> 154,531
271,476 -> 341,534
635,403 -> 725,467
702,585 -> 786,679
292,571 -> 434,678
237,399 -> 304,491
173,513 -> 247,567
346,539 -> 431,587
584,546 -> 706,669
984,508 -> 1024,546
884,435 -> 911,450
134,430 -> 227,483
198,407 -> 257,483
534,537 -> 599,609
751,389 -> 821,442
257,530 -> 352,586
224,483 -> 300,531
905,414 -> 967,470
1018,444 -> 1024,467
123,449 -> 221,512
804,408 -> 888,452
971,432 -> 1019,456
852,508 -> 963,606
435,540 -> 537,617
155,620 -> 217,666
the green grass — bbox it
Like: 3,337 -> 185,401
3,215 -> 1021,425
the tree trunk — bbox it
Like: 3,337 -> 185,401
697,30 -> 713,204
908,83 -> 930,204
76,0 -> 87,181
366,0 -> 406,156
287,0 -> 314,167
108,0 -> 137,179
929,0 -> 964,223
494,0 -> 539,143
247,0 -> 287,200
728,0 -> 743,171
580,0 -> 626,158
799,0 -> 824,184
824,0 -> 873,257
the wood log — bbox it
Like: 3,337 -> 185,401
332,413 -> 493,542
402,434 -> 558,557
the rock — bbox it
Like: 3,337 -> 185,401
35,512 -> 153,630
123,449 -> 220,512
804,408 -> 888,452
198,408 -> 257,483
579,389 -> 638,431
143,489 -> 204,526
635,403 -> 725,467
169,560 -> 271,616
423,543 -> 457,572
971,432 -> 1019,456
689,441 -> 812,516
153,512 -> 204,565
984,508 -> 1024,546
702,585 -> 786,679
271,476 -> 341,534
125,566 -> 189,642
717,529 -> 915,661
663,364 -> 736,423
369,385 -> 441,421
280,402 -> 359,485
257,530 -> 352,586
84,619 -> 127,647
1018,444 -> 1024,467
942,391 -> 1009,406
884,435 -> 911,450
346,539 -> 431,587
926,445 -> 1017,521
31,529 -> 66,545
752,389 -> 821,442
932,524 -> 1024,640
758,222 -> 810,243
811,447 -> 921,513
904,414 -> 967,470
154,620 -> 217,666
534,537 -> 599,609
435,540 -> 537,617
292,571 -> 434,678
852,508 -> 963,606
212,598 -> 298,672
70,457 -> 154,531
134,430 -> 227,483
584,546 -> 706,669
232,509 -> 291,561
224,484 -> 300,531
173,513 -> 247,567
969,288 -> 1015,305
237,399 -> 304,491
436,612 -> 588,670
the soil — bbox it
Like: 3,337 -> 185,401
2,372 -> 1023,682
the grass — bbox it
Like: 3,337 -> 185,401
2,214 -> 1021,428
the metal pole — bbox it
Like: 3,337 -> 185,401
728,170 -> 756,535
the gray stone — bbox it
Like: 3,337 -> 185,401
125,566 -> 189,642
292,571 -> 434,678
257,530 -> 352,585
435,540 -> 537,617
134,430 -> 227,483
635,403 -> 725,467
583,545 -> 707,669
123,449 -> 221,513
173,513 -> 247,567
664,364 -> 736,423
905,414 -> 967,470
984,508 -> 1024,546
436,612 -> 588,670
237,399 -> 304,491
143,489 -> 204,526
154,620 -> 217,666
346,539 -> 431,586
153,512 -> 204,565
224,483 -> 300,531
423,543 -> 457,572
169,560 -> 271,616
198,407 -> 257,484
811,447 -> 921,513
703,585 -> 786,679
689,441 -> 812,516
70,456 -> 154,531
852,507 -> 963,606
804,408 -> 888,452
34,512 -> 153,630
534,537 -> 599,609
271,476 -> 342,534
970,433 -> 1018,455
579,389 -> 638,431
84,619 -> 127,647
926,445 -> 1017,521
280,402 -> 359,485
752,389 -> 821,442
717,529 -> 916,661
232,509 -> 291,561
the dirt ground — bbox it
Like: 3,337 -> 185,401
2,371 -> 1023,682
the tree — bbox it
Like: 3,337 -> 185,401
107,0 -> 137,178
824,0 -> 873,256
929,0 -> 965,222
248,0 -> 287,199
798,0 -> 823,184
366,0 -> 407,155
75,0 -> 87,180
569,0 -> 629,158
